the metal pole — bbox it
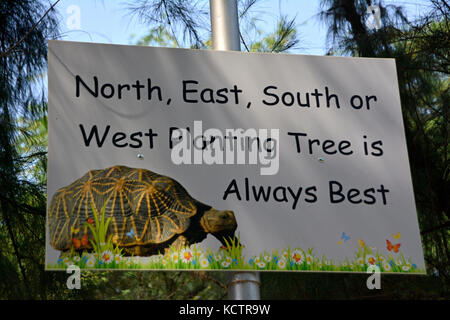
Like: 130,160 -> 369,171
210,0 -> 240,51
209,0 -> 261,300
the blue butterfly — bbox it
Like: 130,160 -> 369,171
341,232 -> 351,242
126,228 -> 135,238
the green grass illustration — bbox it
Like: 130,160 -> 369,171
48,233 -> 424,273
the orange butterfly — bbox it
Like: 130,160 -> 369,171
358,239 -> 365,248
81,233 -> 88,247
72,237 -> 81,249
386,239 -> 401,253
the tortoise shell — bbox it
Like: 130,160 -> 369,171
48,165 -> 197,251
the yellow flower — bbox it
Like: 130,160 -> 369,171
171,252 -> 179,263
305,254 -> 313,265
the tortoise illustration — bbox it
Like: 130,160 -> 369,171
48,165 -> 238,256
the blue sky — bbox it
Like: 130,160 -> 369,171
54,0 -> 329,55
53,0 -> 430,54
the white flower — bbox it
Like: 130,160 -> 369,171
86,258 -> 95,268
114,255 -> 121,264
291,250 -> 304,264
257,261 -> 266,269
72,256 -> 80,262
305,254 -> 313,265
62,257 -> 71,266
402,262 -> 412,272
200,259 -> 210,268
383,263 -> 391,271
171,251 -> 179,263
181,248 -> 194,263
221,261 -> 230,268
151,254 -> 163,263
264,255 -> 271,262
85,253 -> 95,260
277,259 -> 286,269
215,251 -> 224,260
101,251 -> 113,264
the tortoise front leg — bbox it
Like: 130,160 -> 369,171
164,235 -> 189,255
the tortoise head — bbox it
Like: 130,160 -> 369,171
200,208 -> 239,247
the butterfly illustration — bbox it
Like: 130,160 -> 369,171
386,239 -> 401,253
72,237 -> 81,249
81,233 -> 89,247
341,232 -> 351,242
392,232 -> 401,239
358,239 -> 365,248
126,228 -> 136,238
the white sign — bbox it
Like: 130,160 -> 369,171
46,40 -> 425,273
